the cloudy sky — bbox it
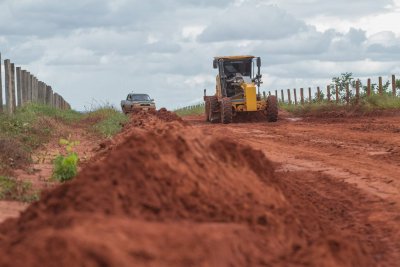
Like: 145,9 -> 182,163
0,0 -> 399,110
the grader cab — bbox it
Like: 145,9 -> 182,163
204,55 -> 278,124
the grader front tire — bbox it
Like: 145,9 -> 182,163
221,98 -> 233,124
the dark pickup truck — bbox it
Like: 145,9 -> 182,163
121,93 -> 156,114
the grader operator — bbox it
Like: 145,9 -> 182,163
204,56 -> 278,124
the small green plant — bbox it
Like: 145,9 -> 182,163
0,176 -> 40,202
52,138 -> 80,182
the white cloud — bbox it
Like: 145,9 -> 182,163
0,0 -> 399,110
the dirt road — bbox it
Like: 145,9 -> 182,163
1,110 -> 399,267
186,114 -> 400,266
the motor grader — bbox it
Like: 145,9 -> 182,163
204,55 -> 278,124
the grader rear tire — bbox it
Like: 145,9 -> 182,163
266,95 -> 278,122
221,97 -> 233,124
204,98 -> 210,122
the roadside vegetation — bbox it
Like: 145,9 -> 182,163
0,104 -> 82,175
175,103 -> 205,116
280,73 -> 400,116
87,106 -> 129,137
52,138 -> 80,183
0,103 -> 127,184
0,176 -> 40,203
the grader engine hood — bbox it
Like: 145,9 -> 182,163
241,83 -> 257,111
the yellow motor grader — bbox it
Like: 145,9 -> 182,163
204,55 -> 278,124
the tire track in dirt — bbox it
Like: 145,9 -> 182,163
187,115 -> 400,266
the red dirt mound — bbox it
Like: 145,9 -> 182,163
0,111 -> 371,267
128,108 -> 184,124
155,107 -> 184,123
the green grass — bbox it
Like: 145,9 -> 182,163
85,106 -> 129,138
0,176 -> 40,203
0,103 -> 127,175
175,103 -> 205,117
280,95 -> 400,116
0,104 -> 84,174
0,103 -> 83,152
362,94 -> 400,110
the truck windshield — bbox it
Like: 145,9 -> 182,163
131,94 -> 151,101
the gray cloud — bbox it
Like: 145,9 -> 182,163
0,0 -> 399,110
263,0 -> 394,18
198,4 -> 308,42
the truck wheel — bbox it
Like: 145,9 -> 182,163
221,97 -> 232,124
209,96 -> 220,123
266,95 -> 278,122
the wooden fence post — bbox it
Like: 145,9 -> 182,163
24,71 -> 29,104
40,82 -> 46,104
317,87 -> 321,101
327,85 -> 331,102
54,93 -> 59,108
11,63 -> 16,111
43,84 -> 48,105
20,70 -> 25,105
379,76 -> 383,95
16,67 -> 22,107
281,89 -> 285,103
294,88 -> 298,105
275,90 -> 278,99
52,93 -> 56,108
30,76 -> 34,102
335,85 -> 339,104
27,73 -> 32,102
43,83 -> 47,105
36,78 -> 39,103
45,86 -> 53,106
392,75 -> 396,97
367,78 -> 371,96
356,80 -> 360,103
0,53 -> 3,113
346,83 -> 350,104
4,60 -> 14,114
33,77 -> 38,103
268,91 -> 271,96
287,89 -> 291,105
300,88 -> 304,105
263,91 -> 266,100
308,87 -> 312,103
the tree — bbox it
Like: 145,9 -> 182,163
331,72 -> 354,100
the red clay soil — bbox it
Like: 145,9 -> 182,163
0,111 -> 378,267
